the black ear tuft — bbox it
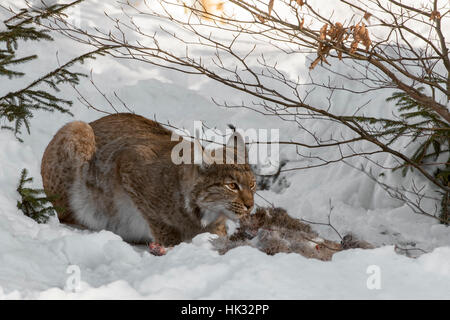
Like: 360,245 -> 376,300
225,130 -> 248,164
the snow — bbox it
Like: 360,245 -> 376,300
0,0 -> 449,299
0,228 -> 449,299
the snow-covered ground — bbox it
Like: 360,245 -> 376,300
0,0 -> 449,299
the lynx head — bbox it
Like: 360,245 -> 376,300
185,132 -> 256,225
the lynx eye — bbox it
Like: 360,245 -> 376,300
225,182 -> 239,192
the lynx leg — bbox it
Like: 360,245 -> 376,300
41,121 -> 96,224
208,220 -> 228,237
146,221 -> 183,247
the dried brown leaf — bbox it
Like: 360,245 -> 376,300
256,14 -> 266,23
309,57 -> 320,70
328,22 -> 345,42
319,24 -> 328,40
268,0 -> 274,16
350,23 -> 371,53
299,18 -> 304,30
430,10 -> 441,20
362,27 -> 371,51
363,12 -> 372,22
296,0 -> 304,6
216,2 -> 224,11
193,0 -> 226,21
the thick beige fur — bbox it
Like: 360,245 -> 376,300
41,113 -> 256,246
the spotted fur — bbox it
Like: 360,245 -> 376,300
41,113 -> 256,246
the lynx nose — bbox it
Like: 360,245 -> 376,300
241,189 -> 254,212
244,200 -> 254,212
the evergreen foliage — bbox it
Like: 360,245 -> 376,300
0,0 -> 102,141
341,88 -> 449,224
16,168 -> 58,224
385,88 -> 449,224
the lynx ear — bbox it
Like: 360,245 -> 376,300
225,131 -> 248,164
226,131 -> 245,148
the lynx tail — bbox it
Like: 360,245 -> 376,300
41,121 -> 96,223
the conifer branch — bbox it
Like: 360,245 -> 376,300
16,168 -> 59,224
0,1 -> 106,141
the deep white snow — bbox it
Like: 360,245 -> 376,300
0,0 -> 449,299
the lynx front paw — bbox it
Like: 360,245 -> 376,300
148,242 -> 167,256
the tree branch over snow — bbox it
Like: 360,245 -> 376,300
23,0 -> 449,223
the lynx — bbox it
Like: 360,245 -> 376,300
41,113 -> 256,247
